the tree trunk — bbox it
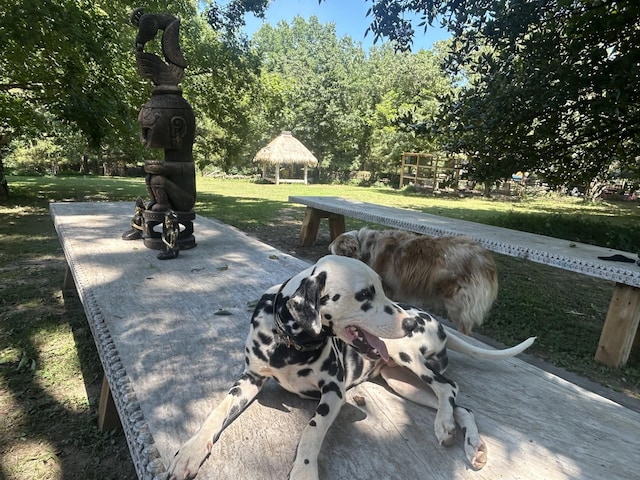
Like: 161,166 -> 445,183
0,158 -> 9,201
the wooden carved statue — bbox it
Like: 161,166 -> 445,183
123,8 -> 196,252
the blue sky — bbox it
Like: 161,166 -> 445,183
241,0 -> 451,51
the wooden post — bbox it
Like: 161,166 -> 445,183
275,163 -> 280,185
299,207 -> 323,246
98,376 -> 121,431
63,265 -> 76,298
298,207 -> 346,247
328,213 -> 346,241
595,283 -> 640,367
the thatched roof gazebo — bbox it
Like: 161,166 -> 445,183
253,131 -> 318,184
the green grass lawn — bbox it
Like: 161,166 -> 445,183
1,174 -> 639,479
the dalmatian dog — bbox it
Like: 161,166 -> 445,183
167,255 -> 535,480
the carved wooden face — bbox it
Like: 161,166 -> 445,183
137,93 -> 195,151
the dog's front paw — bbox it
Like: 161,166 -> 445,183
465,433 -> 488,470
167,436 -> 210,480
434,412 -> 457,447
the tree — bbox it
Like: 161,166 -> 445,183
0,1 -> 203,178
250,17 -> 371,178
359,0 -> 640,196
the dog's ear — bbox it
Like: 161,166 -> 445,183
286,271 -> 327,336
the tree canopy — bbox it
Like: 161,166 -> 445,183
2,0 -> 638,197
363,0 -> 640,195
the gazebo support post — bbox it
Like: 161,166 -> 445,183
275,163 -> 280,185
304,165 -> 308,184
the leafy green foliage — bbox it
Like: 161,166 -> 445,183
362,0 -> 640,196
249,17 -> 453,180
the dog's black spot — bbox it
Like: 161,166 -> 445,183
252,341 -> 269,363
227,399 -> 248,420
309,420 -> 317,427
434,372 -> 457,389
321,381 -> 343,399
269,344 -> 324,368
467,437 -> 474,446
421,374 -> 434,384
229,373 -> 260,396
437,323 -> 447,341
324,313 -> 332,320
332,294 -> 340,302
399,352 -> 412,363
298,368 -> 313,377
320,349 -> 340,377
258,332 -> 272,345
252,293 -> 275,317
384,305 -> 394,315
319,294 -> 330,305
316,403 -> 330,416
347,348 -> 365,380
449,396 -> 456,408
360,301 -> 372,312
418,312 -> 433,322
430,349 -> 448,372
300,389 -> 321,399
304,459 -> 310,465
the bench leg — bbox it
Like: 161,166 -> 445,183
98,375 -> 121,431
299,207 -> 322,246
63,264 -> 76,298
328,214 -> 346,241
299,207 -> 346,247
595,283 -> 640,367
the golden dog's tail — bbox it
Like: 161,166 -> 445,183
445,326 -> 535,359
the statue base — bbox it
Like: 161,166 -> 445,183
142,209 -> 197,250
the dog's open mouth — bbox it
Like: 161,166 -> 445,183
345,326 -> 389,362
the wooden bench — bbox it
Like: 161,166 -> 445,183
290,195 -> 640,368
51,201 -> 640,480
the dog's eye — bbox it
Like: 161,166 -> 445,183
355,285 -> 375,302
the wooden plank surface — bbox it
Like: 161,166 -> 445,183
51,202 -> 639,480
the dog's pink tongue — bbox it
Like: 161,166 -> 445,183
363,330 -> 389,362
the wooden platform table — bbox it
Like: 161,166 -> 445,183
51,201 -> 639,480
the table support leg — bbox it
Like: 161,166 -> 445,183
98,376 -> 121,431
595,283 -> 640,367
63,264 -> 76,299
299,207 -> 346,246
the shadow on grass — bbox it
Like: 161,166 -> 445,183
0,204 -> 136,479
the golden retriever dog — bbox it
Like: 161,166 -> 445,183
329,228 -> 498,335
